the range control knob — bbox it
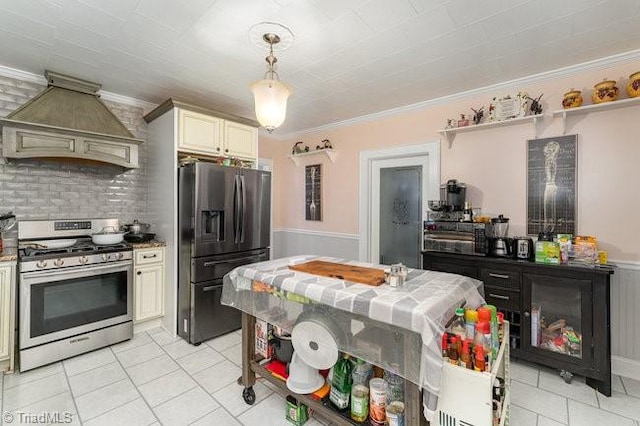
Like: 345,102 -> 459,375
102,254 -> 111,262
36,260 -> 48,269
54,259 -> 64,267
79,256 -> 89,264
116,252 -> 124,260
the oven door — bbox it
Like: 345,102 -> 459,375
20,261 -> 133,349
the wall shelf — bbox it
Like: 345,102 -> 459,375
437,114 -> 542,147
552,96 -> 640,134
287,149 -> 336,166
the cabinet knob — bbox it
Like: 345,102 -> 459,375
524,311 -> 530,317
225,148 -> 229,153
137,271 -> 142,275
216,147 -> 220,151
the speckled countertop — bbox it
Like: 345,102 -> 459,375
128,241 -> 166,249
0,248 -> 18,262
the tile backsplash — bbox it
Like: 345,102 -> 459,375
0,75 -> 149,247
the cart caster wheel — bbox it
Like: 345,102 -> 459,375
560,370 -> 573,384
243,387 -> 256,405
193,342 -> 202,346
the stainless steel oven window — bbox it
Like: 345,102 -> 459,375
20,262 -> 133,349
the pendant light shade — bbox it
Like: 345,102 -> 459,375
249,23 -> 294,133
251,78 -> 291,133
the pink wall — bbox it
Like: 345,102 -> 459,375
259,59 -> 640,261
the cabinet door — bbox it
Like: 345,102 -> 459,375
178,109 -> 223,155
522,273 -> 592,368
134,264 -> 165,322
224,121 -> 257,160
0,265 -> 12,360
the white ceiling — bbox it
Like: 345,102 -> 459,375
1,0 -> 640,134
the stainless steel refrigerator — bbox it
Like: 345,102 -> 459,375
178,163 -> 271,344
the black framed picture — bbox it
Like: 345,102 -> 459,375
527,134 -> 577,236
305,164 -> 322,221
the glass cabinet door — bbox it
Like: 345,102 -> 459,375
523,273 -> 592,366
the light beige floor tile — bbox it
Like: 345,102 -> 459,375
162,339 -> 204,360
2,363 -> 63,390
511,380 -> 568,424
597,391 -> 640,421
538,369 -> 598,407
221,342 -> 243,366
115,341 -> 164,368
152,387 -> 219,426
126,353 -> 180,386
67,361 -> 127,397
63,348 -> 116,377
509,404 -> 537,426
75,378 -> 139,422
205,331 -> 241,352
613,374 -> 627,394
192,360 -> 242,394
538,414 -> 567,425
622,376 -> 640,399
148,328 -> 181,346
191,407 -> 241,426
138,369 -> 197,407
83,397 -> 157,426
510,360 -> 540,385
237,392 -> 326,426
6,391 -> 76,425
3,373 -> 69,411
211,381 -> 273,416
175,346 -> 225,375
569,398 -> 636,426
111,331 -> 153,353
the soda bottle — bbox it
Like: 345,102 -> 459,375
330,354 -> 353,412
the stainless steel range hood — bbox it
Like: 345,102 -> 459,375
0,71 -> 143,168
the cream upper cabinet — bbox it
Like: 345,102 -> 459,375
0,262 -> 16,371
133,247 -> 165,323
224,120 -> 258,160
177,108 -> 258,161
178,109 -> 224,155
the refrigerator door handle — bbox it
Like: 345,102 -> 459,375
202,255 -> 264,267
234,174 -> 241,244
240,175 -> 246,243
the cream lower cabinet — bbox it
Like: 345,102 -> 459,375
0,262 -> 16,372
133,247 -> 165,323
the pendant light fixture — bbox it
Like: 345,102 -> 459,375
250,22 -> 293,133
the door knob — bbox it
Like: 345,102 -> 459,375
137,271 -> 142,275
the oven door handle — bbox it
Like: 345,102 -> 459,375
21,261 -> 133,282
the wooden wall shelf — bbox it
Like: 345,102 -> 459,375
287,149 -> 336,166
552,96 -> 640,134
437,115 -> 542,147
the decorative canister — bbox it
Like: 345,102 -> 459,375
591,79 -> 619,104
562,89 -> 583,109
627,71 -> 640,98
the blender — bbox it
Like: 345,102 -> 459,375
488,215 -> 512,257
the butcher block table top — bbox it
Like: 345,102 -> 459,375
288,260 -> 386,286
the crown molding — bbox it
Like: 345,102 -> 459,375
274,48 -> 640,140
0,64 -> 158,113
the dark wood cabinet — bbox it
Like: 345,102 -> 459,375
422,251 -> 614,396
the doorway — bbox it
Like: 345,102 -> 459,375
359,142 -> 440,266
378,165 -> 422,267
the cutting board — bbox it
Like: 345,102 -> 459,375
288,260 -> 386,286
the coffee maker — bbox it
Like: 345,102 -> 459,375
488,215 -> 513,257
439,179 -> 467,211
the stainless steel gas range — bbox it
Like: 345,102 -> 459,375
18,219 -> 133,371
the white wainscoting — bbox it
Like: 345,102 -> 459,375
270,233 -> 640,380
273,228 -> 359,260
610,260 -> 640,380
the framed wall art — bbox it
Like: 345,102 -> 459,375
305,164 -> 322,221
527,134 -> 577,236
